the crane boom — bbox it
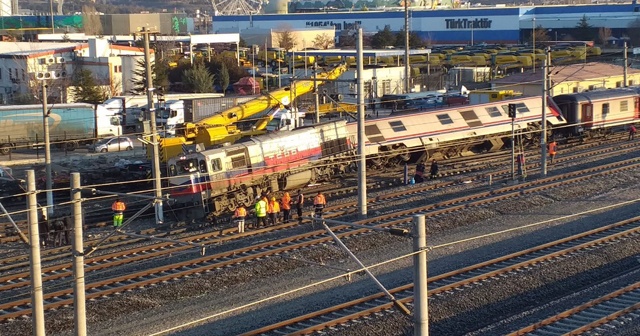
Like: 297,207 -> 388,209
157,64 -> 348,163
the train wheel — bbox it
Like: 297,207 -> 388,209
0,144 -> 11,155
65,141 -> 78,151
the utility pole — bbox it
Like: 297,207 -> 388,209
314,61 -> 320,124
404,0 -> 411,94
541,47 -> 550,176
413,215 -> 428,336
624,41 -> 628,87
357,28 -> 367,218
71,173 -> 87,335
42,81 -> 53,218
27,170 -> 45,336
140,27 -> 164,225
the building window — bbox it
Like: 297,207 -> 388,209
39,58 -> 46,65
616,81 -> 622,88
437,114 -> 454,125
573,87 -> 579,93
382,80 -> 391,95
21,69 -> 25,81
389,120 -> 407,132
113,65 -> 118,73
0,68 -> 3,80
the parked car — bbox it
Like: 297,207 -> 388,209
88,136 -> 134,153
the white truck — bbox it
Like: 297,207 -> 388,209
100,93 -> 224,134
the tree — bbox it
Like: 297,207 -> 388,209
216,62 -> 230,93
276,29 -> 297,51
130,58 -> 170,94
574,15 -> 596,41
313,33 -> 334,49
530,25 -> 551,45
598,27 -> 612,45
394,30 -> 425,48
182,62 -> 215,93
82,5 -> 103,36
371,26 -> 396,49
70,69 -> 108,104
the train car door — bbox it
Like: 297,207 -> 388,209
635,97 -> 640,119
581,103 -> 593,128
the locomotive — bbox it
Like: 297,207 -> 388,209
167,87 -> 640,219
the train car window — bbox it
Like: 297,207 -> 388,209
515,103 -> 529,113
486,106 -> 502,118
389,121 -> 407,132
364,125 -> 385,142
437,114 -> 454,125
602,103 -> 610,115
199,160 -> 207,173
620,100 -> 629,112
211,158 -> 222,172
460,110 -> 483,127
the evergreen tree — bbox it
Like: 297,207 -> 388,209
130,58 -> 170,94
71,69 -> 107,104
371,26 -> 396,49
182,62 -> 215,93
574,15 -> 596,41
216,62 -> 230,93
394,30 -> 425,48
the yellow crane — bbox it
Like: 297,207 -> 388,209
157,64 -> 348,162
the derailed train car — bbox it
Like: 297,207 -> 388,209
167,88 -> 640,219
167,121 -> 353,219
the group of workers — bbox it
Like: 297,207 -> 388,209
233,189 -> 327,233
38,212 -> 72,248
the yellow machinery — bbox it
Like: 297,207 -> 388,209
157,64 -> 348,162
468,90 -> 522,104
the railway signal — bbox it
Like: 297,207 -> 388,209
508,103 -> 517,119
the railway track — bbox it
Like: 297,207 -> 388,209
244,217 -> 640,335
1,157 -> 640,322
508,281 -> 640,335
0,133 -> 635,244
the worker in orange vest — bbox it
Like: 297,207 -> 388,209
268,197 -> 280,226
281,192 -> 292,223
112,198 -> 126,228
233,205 -> 247,233
548,140 -> 558,164
313,191 -> 327,218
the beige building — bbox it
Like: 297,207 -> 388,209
491,62 -> 640,96
0,39 -> 148,104
236,27 -> 335,51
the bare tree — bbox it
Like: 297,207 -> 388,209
276,28 -> 297,51
313,33 -> 334,50
82,5 -> 103,36
598,27 -> 612,46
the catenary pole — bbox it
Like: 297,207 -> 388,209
314,61 -> 320,124
357,28 -> 367,218
71,173 -> 87,335
532,17 -> 536,74
404,0 -> 410,93
27,170 -> 45,336
42,82 -> 54,218
624,41 -> 628,87
413,215 -> 428,336
142,27 -> 164,224
541,47 -> 549,176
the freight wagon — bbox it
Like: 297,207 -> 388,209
0,103 -> 122,155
